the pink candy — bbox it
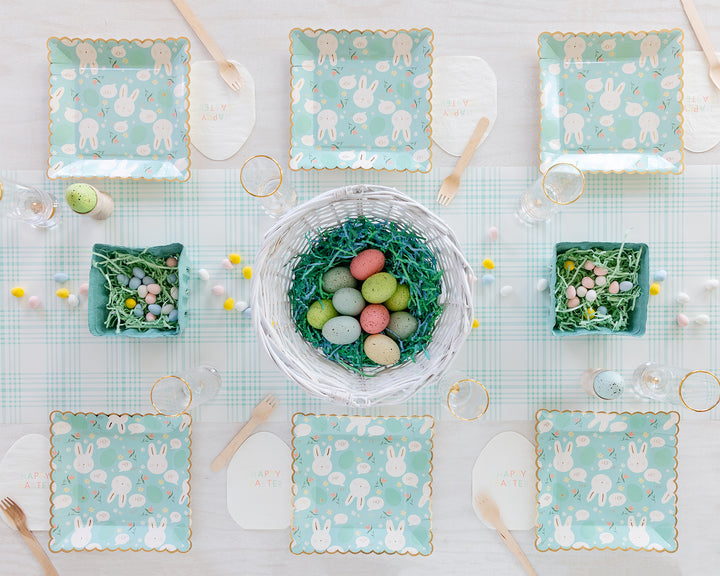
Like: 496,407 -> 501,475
166,257 -> 178,267
676,313 -> 690,327
594,267 -> 607,276
146,312 -> 156,321
582,276 -> 595,289
567,297 -> 580,308
147,284 -> 162,295
145,294 -> 157,304
596,276 -> 607,287
609,281 -> 620,294
221,258 -> 233,270
79,282 -> 89,296
212,285 -> 225,296
566,286 -> 576,299
583,260 -> 595,271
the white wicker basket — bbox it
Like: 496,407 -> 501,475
252,184 -> 475,407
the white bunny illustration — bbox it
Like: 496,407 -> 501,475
563,113 -> 584,145
353,75 -> 379,109
73,443 -> 94,474
114,84 -> 139,118
289,152 -> 304,170
553,441 -> 574,472
627,516 -> 650,548
639,34 -> 661,68
76,42 -> 98,74
311,519 -> 332,552
78,118 -> 99,150
107,475 -> 132,508
346,417 -> 372,436
49,87 -> 64,113
587,413 -> 616,432
291,78 -> 304,106
317,109 -> 338,141
418,481 -> 431,508
152,119 -> 174,150
639,112 -> 660,144
312,445 -> 333,476
661,477 -> 677,504
151,41 -> 173,75
71,517 -> 93,549
627,442 -> 649,473
317,33 -> 338,65
599,79 -> 625,111
147,443 -> 168,475
144,517 -> 167,548
386,446 -> 406,477
352,151 -> 378,169
391,110 -> 412,142
563,36 -> 586,70
385,520 -> 406,552
179,413 -> 191,432
553,515 -> 575,547
345,478 -> 371,510
392,32 -> 413,67
106,414 -> 128,433
587,473 -> 612,506
178,478 -> 190,505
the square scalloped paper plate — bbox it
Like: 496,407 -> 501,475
290,414 -> 434,555
47,37 -> 191,181
49,412 -> 192,552
535,410 -> 679,552
538,30 -> 684,174
289,29 -> 433,172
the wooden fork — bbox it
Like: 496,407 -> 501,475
211,394 -> 278,472
436,116 -> 490,206
170,0 -> 243,92
0,497 -> 59,576
474,493 -> 538,576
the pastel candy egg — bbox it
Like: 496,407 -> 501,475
79,283 -> 89,296
350,249 -> 386,281
581,276 -> 595,289
586,289 -> 597,303
168,309 -> 179,322
583,260 -> 595,271
472,318 -> 479,328
142,276 -> 156,286
144,294 -> 156,304
653,270 -> 667,282
567,297 -> 580,308
332,287 -> 365,316
387,311 -> 418,340
167,273 -> 177,284
162,304 -> 174,315
221,258 -> 233,270
676,292 -> 690,305
242,266 -> 252,280
223,298 -> 235,311
234,300 -> 249,312
359,304 -> 390,334
361,272 -> 397,304
132,267 -> 146,279
56,288 -> 70,299
597,306 -> 608,315
322,316 -> 362,345
595,276 -> 607,287
166,257 -> 178,267
482,258 -> 495,270
211,285 -> 225,296
198,269 -> 210,281
500,285 -> 514,297
487,226 -> 499,241
116,274 -> 129,286
564,260 -> 575,271
129,277 -> 142,290
695,314 -> 710,325
67,294 -> 80,307
676,313 -> 689,327
242,307 -> 252,318
649,282 -> 660,296
385,284 -> 410,311
53,272 -> 69,283
125,298 -> 137,309
576,286 -> 587,298
322,267 -> 358,293
537,278 -> 548,291
705,278 -> 719,291
481,274 -> 495,285
146,312 -> 156,321
566,285 -> 576,299
228,253 -> 242,265
609,281 -> 620,294
133,305 -> 143,318
137,285 -> 149,298
28,296 -> 41,309
148,304 -> 162,315
147,284 -> 162,295
619,281 -> 633,292
10,287 -> 24,298
170,286 -> 179,299
364,334 -> 401,365
306,299 -> 338,329
594,267 -> 608,276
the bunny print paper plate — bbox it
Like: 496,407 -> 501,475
290,414 -> 434,555
49,412 -> 192,552
538,30 -> 684,174
47,38 -> 191,181
535,410 -> 679,552
289,29 -> 433,172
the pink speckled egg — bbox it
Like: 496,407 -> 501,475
581,276 -> 595,289
350,249 -> 386,281
609,281 -> 620,294
359,304 -> 390,334
145,294 -> 157,304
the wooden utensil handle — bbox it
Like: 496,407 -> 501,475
681,0 -> 720,66
170,0 -> 228,64
495,523 -> 538,576
453,116 -> 490,176
211,416 -> 259,472
20,532 -> 59,576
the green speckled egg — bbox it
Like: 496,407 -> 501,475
387,311 -> 418,340
322,267 -> 357,293
332,287 -> 365,316
361,272 -> 397,304
322,316 -> 361,345
64,183 -> 98,214
385,284 -> 411,311
306,299 -> 338,329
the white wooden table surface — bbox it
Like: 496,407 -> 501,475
2,1 -> 720,574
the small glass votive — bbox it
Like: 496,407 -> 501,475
632,362 -> 720,412
439,372 -> 490,421
0,178 -> 60,229
516,163 -> 584,224
240,155 -> 297,218
150,365 -> 222,415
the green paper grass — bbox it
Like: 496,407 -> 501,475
288,217 -> 443,374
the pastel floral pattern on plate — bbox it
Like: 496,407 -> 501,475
291,414 -> 433,555
535,410 -> 679,552
538,30 -> 683,174
47,38 -> 190,181
289,29 -> 433,172
49,412 -> 192,552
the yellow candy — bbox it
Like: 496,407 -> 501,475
228,253 -> 242,265
472,318 -> 479,329
564,260 -> 575,271
125,298 -> 137,309
584,307 -> 595,319
223,298 -> 235,311
649,282 -> 660,296
56,288 -> 70,299
242,266 -> 252,279
10,287 -> 25,298
482,258 -> 495,270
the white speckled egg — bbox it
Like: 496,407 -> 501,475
322,316 -> 361,345
322,267 -> 358,293
332,287 -> 366,316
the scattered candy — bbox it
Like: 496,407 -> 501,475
593,267 -> 607,276
116,274 -> 129,287
584,307 -> 595,319
223,298 -> 235,311
211,285 -> 225,296
166,257 -> 178,267
56,288 -> 70,299
161,304 -> 174,315
536,278 -> 548,292
141,276 -> 155,286
576,286 -> 587,298
133,305 -> 143,318
595,276 -> 607,287
198,268 -> 210,281
564,260 -> 575,271
676,292 -> 690,305
695,314 -> 710,325
129,277 -> 142,290
567,297 -> 580,308
28,296 -> 42,308
167,273 -> 177,284
10,287 -> 24,298
705,279 -> 719,291
481,273 -> 495,285
581,276 -> 595,289
79,283 -> 89,296
487,226 -> 499,241
221,258 -> 234,270
132,267 -> 146,279
676,313 -> 690,327
147,284 -> 162,295
242,266 -> 253,280
146,312 -> 157,321
472,318 -> 479,329
242,307 -> 252,318
148,304 -> 162,316
145,294 -> 157,305
137,285 -> 148,298
583,260 -> 595,271
500,285 -> 514,297
586,289 -> 598,303
597,306 -> 608,315
649,282 -> 660,296
228,253 -> 242,265
482,258 -> 495,270
566,286 -> 576,299
67,294 -> 80,308
168,309 -> 179,322
170,286 -> 179,300
618,281 -> 633,292
653,270 -> 667,282
234,300 -> 249,312
608,281 -> 620,294
125,298 -> 137,309
53,272 -> 69,283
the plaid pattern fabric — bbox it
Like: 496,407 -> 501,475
1,167 -> 718,423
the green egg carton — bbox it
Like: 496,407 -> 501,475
88,242 -> 189,338
549,241 -> 649,337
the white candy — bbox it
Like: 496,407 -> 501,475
28,296 -> 42,309
234,300 -> 249,312
198,268 -> 210,281
137,285 -> 148,298
676,292 -> 690,305
595,276 -> 607,287
500,285 -> 514,297
576,286 -> 588,298
695,314 -> 710,325
705,279 -> 719,291
586,289 -> 597,303
536,278 -> 548,292
67,294 -> 80,308
170,286 -> 179,299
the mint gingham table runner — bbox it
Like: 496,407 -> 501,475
1,167 -> 718,424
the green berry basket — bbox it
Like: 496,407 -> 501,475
550,241 -> 650,337
88,242 -> 190,338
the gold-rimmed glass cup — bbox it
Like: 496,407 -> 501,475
150,365 -> 222,415
239,154 -> 297,218
516,163 -> 584,224
0,177 -> 59,229
632,362 -> 720,413
439,372 -> 490,421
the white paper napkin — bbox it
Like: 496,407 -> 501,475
683,51 -> 720,153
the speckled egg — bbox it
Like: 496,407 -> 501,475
364,334 -> 401,365
306,299 -> 338,329
322,316 -> 362,345
360,304 -> 390,334
361,272 -> 397,304
387,311 -> 418,340
322,267 -> 357,293
332,287 -> 366,316
350,249 -> 386,281
385,284 -> 411,311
